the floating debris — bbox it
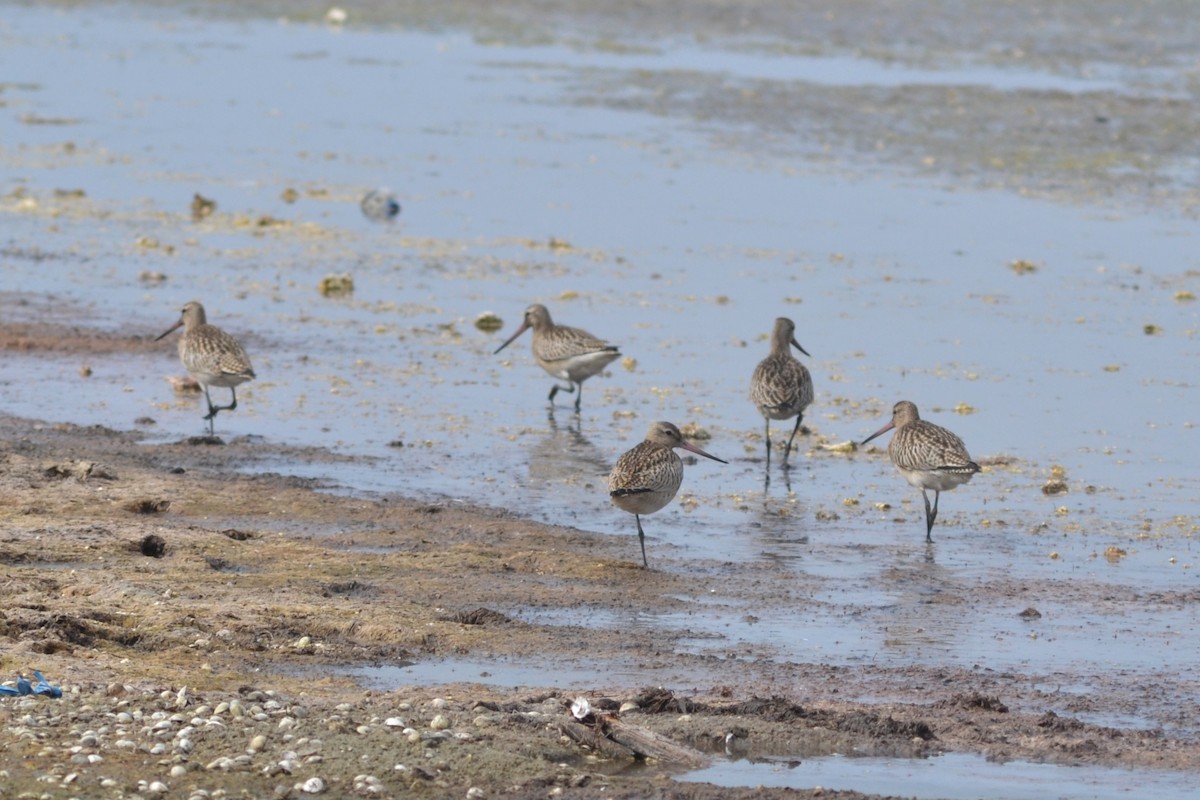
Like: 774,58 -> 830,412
191,193 -> 216,221
474,311 -> 503,332
954,402 -> 976,415
1143,323 -> 1162,335
820,440 -> 856,454
1104,546 -> 1128,563
318,273 -> 354,297
678,422 -> 711,441
1009,259 -> 1038,274
138,270 -> 168,285
621,356 -> 637,371
167,375 -> 202,395
324,6 -> 347,25
1018,607 -> 1042,619
1174,290 -> 1195,302
280,187 -> 299,204
1042,479 -> 1068,496
360,188 -> 400,221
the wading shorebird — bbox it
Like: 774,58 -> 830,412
608,421 -> 727,567
494,303 -> 620,413
156,301 -> 256,436
749,316 -> 813,469
861,400 -> 980,542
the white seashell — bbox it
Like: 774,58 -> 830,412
429,714 -> 451,731
298,776 -> 326,793
249,734 -> 267,752
570,698 -> 591,720
384,717 -> 405,727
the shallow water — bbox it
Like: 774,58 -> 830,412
678,751 -> 1199,800
2,0 -> 1198,734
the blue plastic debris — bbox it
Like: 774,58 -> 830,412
0,671 -> 63,699
360,188 -> 401,222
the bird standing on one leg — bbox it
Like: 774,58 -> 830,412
156,301 -> 255,436
750,317 -> 813,470
608,421 -> 727,567
494,303 -> 620,414
861,400 -> 979,542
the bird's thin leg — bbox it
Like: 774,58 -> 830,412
547,383 -> 575,404
764,418 -> 772,470
782,414 -> 803,467
573,382 -> 582,414
923,489 -> 938,543
635,514 -> 648,568
201,385 -> 218,435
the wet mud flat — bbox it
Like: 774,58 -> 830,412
2,0 -> 1199,796
1,408 -> 1198,799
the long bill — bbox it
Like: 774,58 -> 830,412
493,321 -> 530,355
790,337 -> 811,357
155,319 -> 184,342
679,440 -> 728,464
860,420 -> 895,446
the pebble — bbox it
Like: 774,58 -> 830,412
429,714 -> 451,731
249,734 -> 268,752
384,717 -> 405,728
170,765 -> 188,778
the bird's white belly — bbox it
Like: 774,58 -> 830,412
899,467 -> 973,493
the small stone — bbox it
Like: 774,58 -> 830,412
429,714 -> 451,731
249,734 -> 268,752
384,717 -> 405,728
467,788 -> 486,799
147,781 -> 169,794
170,765 -> 188,778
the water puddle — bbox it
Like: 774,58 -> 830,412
678,751 -> 1197,800
346,657 -> 710,691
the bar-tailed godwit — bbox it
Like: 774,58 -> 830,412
608,421 -> 727,567
750,316 -> 813,468
861,400 -> 980,542
494,303 -> 620,413
156,301 -> 255,436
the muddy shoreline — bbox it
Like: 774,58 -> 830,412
2,402 -> 1197,797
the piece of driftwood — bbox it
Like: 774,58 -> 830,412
559,711 -> 711,768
